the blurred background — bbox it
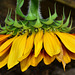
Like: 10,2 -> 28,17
0,0 -> 75,75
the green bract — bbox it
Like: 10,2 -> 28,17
0,0 -> 73,35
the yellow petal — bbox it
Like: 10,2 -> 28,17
31,52 -> 43,67
0,51 -> 9,68
44,31 -> 61,57
0,34 -> 11,41
62,46 -> 71,64
0,36 -> 16,52
18,50 -> 31,62
56,32 -> 75,53
23,33 -> 35,58
20,53 -> 32,72
0,44 -> 11,56
43,50 -> 55,65
8,33 -> 27,69
34,30 -> 43,57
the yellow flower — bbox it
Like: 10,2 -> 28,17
0,31 -> 75,72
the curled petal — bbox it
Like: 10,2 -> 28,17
43,50 -> 55,65
44,31 -> 61,57
62,46 -> 71,64
56,32 -> 75,53
31,52 -> 43,67
20,53 -> 32,72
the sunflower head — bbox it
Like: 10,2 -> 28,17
0,0 -> 75,72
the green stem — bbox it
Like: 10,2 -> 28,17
26,0 -> 41,20
29,0 -> 39,17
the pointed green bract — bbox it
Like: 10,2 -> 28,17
13,14 -> 22,28
16,0 -> 25,18
51,3 -> 58,20
41,9 -> 53,25
5,9 -> 14,26
20,21 -> 30,29
32,17 -> 43,28
0,30 -> 7,34
62,11 -> 71,27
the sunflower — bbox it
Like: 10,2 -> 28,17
0,0 -> 75,72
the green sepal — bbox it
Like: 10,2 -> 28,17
51,3 -> 58,20
57,18 -> 72,33
5,9 -> 14,25
20,21 -> 30,29
55,8 -> 65,24
69,18 -> 73,29
62,11 -> 71,27
16,0 -> 25,18
8,9 -> 14,23
62,8 -> 65,20
55,17 -> 64,27
67,18 -> 73,32
32,17 -> 43,28
5,24 -> 16,32
0,30 -> 7,34
0,24 -> 6,30
41,9 -> 53,25
10,28 -> 17,31
59,27 -> 71,33
13,14 -> 22,28
12,28 -> 19,35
